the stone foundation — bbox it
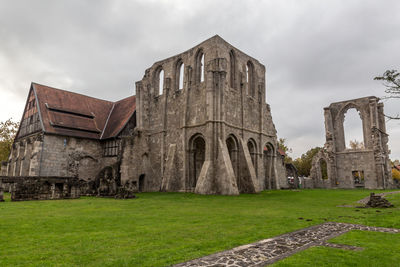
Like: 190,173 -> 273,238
0,176 -> 80,201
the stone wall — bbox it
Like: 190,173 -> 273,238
120,35 -> 285,195
0,176 -> 80,201
6,133 -> 120,183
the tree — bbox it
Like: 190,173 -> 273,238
292,147 -> 322,177
278,138 -> 293,163
349,140 -> 364,149
0,119 -> 19,162
392,168 -> 400,182
374,69 -> 399,120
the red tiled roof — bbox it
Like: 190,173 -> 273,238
31,83 -> 135,140
277,148 -> 286,156
101,95 -> 136,139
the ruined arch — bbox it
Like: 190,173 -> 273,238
246,60 -> 255,97
189,133 -> 206,190
263,142 -> 275,189
229,50 -> 236,89
335,102 -> 367,151
319,158 -> 328,180
195,49 -> 205,84
154,66 -> 164,96
175,59 -> 184,90
247,138 -> 257,175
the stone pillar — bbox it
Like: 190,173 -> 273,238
20,139 -> 32,176
28,137 -> 43,176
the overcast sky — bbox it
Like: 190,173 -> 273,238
0,0 -> 399,159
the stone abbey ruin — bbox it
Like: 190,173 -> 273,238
310,96 -> 392,189
0,35 -> 394,200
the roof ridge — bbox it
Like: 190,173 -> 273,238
100,102 -> 115,139
32,82 -> 114,104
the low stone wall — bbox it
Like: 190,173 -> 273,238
303,178 -> 315,189
0,176 -> 136,201
0,176 -> 80,201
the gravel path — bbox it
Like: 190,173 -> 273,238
173,222 -> 399,267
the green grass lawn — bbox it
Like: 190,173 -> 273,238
0,189 -> 399,266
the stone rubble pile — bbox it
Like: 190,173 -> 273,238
366,193 -> 394,208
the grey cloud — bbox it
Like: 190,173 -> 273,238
0,0 -> 399,159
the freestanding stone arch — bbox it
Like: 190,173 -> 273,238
311,96 -> 392,189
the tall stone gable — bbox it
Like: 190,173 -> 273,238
120,35 -> 286,195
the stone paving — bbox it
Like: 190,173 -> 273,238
173,222 -> 400,267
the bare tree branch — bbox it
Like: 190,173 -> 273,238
375,69 -> 400,120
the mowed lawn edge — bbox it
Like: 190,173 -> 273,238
0,189 -> 399,266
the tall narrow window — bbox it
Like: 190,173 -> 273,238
159,69 -> 164,95
179,63 -> 184,89
175,60 -> 185,90
230,50 -> 236,89
200,54 -> 204,82
247,61 -> 255,97
246,65 -> 249,83
195,49 -> 205,84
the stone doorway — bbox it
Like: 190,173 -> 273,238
352,170 -> 365,187
139,174 -> 145,192
226,135 -> 240,188
189,134 -> 206,190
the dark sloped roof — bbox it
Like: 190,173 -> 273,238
101,95 -> 136,139
31,83 -> 135,140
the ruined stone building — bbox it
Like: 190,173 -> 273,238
1,35 -> 287,196
310,96 -> 392,189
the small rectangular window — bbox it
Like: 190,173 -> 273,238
104,139 -> 120,156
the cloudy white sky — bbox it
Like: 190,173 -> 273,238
0,0 -> 399,159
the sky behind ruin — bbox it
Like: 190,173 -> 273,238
0,0 -> 399,160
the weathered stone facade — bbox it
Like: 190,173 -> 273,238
120,35 -> 286,194
2,35 -> 287,196
310,96 -> 392,189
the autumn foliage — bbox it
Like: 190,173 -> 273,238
0,119 -> 19,162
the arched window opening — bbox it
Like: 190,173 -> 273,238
175,59 -> 184,90
195,50 -> 205,84
246,64 -> 249,83
154,67 -> 164,96
230,50 -> 236,89
179,63 -> 184,90
247,61 -> 255,97
343,108 -> 364,149
159,69 -> 164,95
264,143 -> 275,189
319,159 -> 328,180
200,54 -> 205,82
247,139 -> 257,175
189,134 -> 206,190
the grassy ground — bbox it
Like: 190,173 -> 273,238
0,189 -> 399,266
